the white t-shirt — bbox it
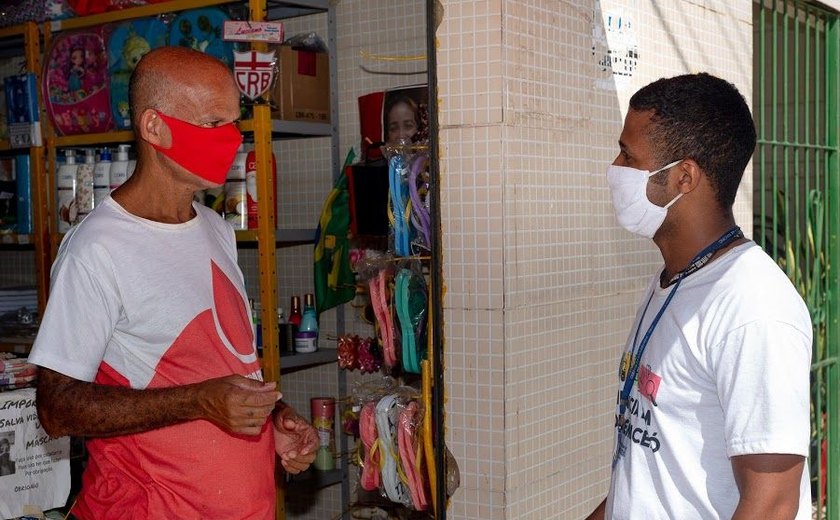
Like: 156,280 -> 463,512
29,197 -> 274,519
605,242 -> 812,520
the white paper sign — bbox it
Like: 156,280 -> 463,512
0,387 -> 70,520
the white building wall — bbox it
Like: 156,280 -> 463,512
436,1 -> 754,518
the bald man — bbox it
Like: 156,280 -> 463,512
29,47 -> 318,519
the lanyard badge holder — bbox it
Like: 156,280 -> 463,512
612,226 -> 743,468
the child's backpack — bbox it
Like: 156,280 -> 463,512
168,8 -> 234,67
43,26 -> 113,135
107,17 -> 169,129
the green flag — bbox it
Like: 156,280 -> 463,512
314,149 -> 357,316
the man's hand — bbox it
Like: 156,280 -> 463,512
273,404 -> 319,474
196,375 -> 280,436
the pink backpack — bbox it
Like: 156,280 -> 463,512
43,26 -> 113,135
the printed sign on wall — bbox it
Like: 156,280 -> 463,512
0,387 -> 70,519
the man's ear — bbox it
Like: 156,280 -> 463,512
676,158 -> 702,194
137,109 -> 169,148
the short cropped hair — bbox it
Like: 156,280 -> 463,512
629,73 -> 757,208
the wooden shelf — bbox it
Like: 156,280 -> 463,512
49,120 -> 329,148
47,0 -> 328,31
50,0 -> 236,31
0,234 -> 34,247
279,348 -> 336,371
52,131 -> 135,147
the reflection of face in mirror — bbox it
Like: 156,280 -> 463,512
0,437 -> 15,477
386,97 -> 419,144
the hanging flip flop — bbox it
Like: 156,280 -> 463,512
375,394 -> 412,507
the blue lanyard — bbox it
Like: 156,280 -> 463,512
618,226 -> 743,418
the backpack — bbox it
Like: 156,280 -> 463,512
107,17 -> 169,129
43,26 -> 113,135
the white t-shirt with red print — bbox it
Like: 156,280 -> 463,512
605,242 -> 812,519
30,197 -> 274,520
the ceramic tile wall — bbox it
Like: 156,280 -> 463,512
437,0 -> 754,519
238,2 -> 428,518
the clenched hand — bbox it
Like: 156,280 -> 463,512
274,405 -> 319,474
198,375 -> 280,436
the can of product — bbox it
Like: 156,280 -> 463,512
310,397 -> 336,471
224,179 -> 247,230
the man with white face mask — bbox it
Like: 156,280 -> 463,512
586,73 -> 812,520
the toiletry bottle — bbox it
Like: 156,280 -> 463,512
109,144 -> 131,190
56,149 -> 78,233
75,148 -> 96,223
252,300 -> 263,355
93,147 -> 111,208
288,296 -> 302,328
224,144 -> 248,230
245,148 -> 277,229
295,293 -> 318,353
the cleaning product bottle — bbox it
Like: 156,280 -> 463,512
245,148 -> 277,229
295,293 -> 318,353
224,144 -> 248,229
56,149 -> 78,233
93,147 -> 111,208
109,144 -> 131,191
75,148 -> 96,223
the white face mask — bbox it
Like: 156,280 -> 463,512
606,160 -> 683,238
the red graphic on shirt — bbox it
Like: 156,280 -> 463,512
93,260 -> 259,389
149,260 -> 258,386
638,364 -> 661,404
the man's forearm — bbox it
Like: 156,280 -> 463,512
36,367 -> 202,438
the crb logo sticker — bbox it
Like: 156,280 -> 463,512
233,50 -> 275,100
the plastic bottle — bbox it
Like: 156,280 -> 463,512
56,149 -> 78,233
252,300 -> 263,354
224,144 -> 248,230
295,293 -> 318,353
93,147 -> 111,208
75,148 -> 96,223
109,144 -> 131,190
245,148 -> 277,229
288,296 -> 302,326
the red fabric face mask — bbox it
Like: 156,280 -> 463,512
151,111 -> 243,185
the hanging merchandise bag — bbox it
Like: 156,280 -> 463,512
168,8 -> 235,68
107,17 -> 169,129
43,26 -> 113,135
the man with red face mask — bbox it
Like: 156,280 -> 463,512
29,47 -> 318,519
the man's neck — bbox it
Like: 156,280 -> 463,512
111,164 -> 198,224
654,215 -> 739,283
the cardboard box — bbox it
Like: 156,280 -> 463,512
271,46 -> 330,123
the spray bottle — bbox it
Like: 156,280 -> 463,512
109,144 -> 131,190
56,149 -> 78,233
75,148 -> 96,223
93,147 -> 111,207
224,144 -> 248,230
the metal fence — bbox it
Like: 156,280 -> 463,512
753,1 -> 839,517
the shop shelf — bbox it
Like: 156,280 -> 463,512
0,234 -> 34,248
235,228 -> 316,245
279,348 -> 336,372
286,467 -> 343,490
53,131 -> 135,147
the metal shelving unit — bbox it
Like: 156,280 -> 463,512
0,22 -> 49,313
